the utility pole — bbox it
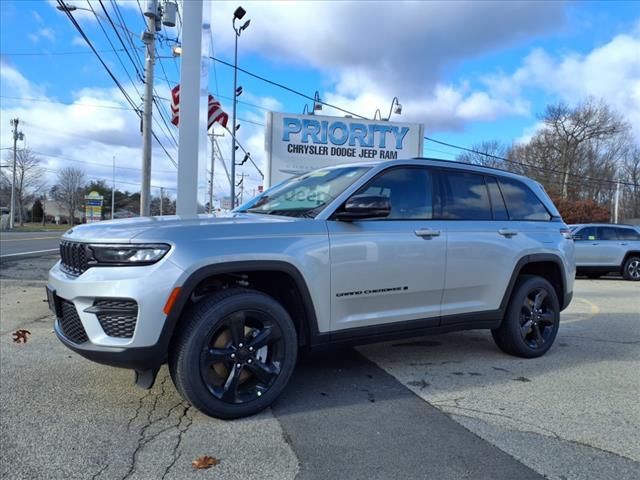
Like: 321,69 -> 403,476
614,180 -> 620,224
159,187 -> 164,216
9,118 -> 24,230
209,132 -> 215,214
140,2 -> 157,217
208,129 -> 225,214
236,172 -> 248,206
112,155 -> 116,219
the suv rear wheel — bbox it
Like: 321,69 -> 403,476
622,256 -> 640,281
169,288 -> 298,419
492,275 -> 560,358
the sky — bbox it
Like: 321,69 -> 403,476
1,0 -> 639,205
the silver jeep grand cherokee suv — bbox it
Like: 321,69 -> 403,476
47,158 -> 575,418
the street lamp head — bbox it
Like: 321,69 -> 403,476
234,6 -> 247,20
240,19 -> 251,31
56,3 -> 77,11
313,91 -> 322,112
172,45 -> 182,57
387,97 -> 402,120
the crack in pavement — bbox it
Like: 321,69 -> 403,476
160,405 -> 194,480
90,463 -> 109,480
561,335 -> 640,345
0,315 -> 52,337
434,401 -> 638,463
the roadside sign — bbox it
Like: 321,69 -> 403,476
84,191 -> 103,223
264,111 -> 424,187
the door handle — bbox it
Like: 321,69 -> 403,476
498,228 -> 518,237
415,229 -> 440,238
620,243 -> 628,246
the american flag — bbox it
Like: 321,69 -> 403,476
170,84 -> 229,129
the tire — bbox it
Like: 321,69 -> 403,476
622,256 -> 640,281
491,275 -> 560,358
169,288 -> 298,419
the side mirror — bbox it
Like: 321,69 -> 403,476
335,194 -> 390,221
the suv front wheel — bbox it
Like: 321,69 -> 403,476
492,275 -> 560,358
622,256 -> 640,281
169,288 -> 298,419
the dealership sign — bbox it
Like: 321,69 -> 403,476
264,112 -> 424,186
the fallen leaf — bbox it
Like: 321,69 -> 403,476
12,330 -> 31,344
192,456 -> 220,469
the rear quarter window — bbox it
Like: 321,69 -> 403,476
617,228 -> 640,240
498,177 -> 551,221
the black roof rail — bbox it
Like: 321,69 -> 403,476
411,157 -> 518,176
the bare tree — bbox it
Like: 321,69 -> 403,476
620,146 -> 640,221
0,148 -> 46,225
456,140 -> 508,169
539,98 -> 630,198
52,167 -> 86,225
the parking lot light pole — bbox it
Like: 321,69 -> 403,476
231,6 -> 250,208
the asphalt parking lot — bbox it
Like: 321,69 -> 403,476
1,256 -> 638,480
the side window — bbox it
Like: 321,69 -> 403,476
485,176 -> 508,220
616,228 -> 640,240
599,227 -> 619,240
357,167 -> 432,220
436,171 -> 492,220
574,227 -> 597,241
498,177 -> 552,221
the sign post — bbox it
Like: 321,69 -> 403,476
264,112 -> 424,187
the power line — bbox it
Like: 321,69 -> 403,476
56,0 -> 176,168
423,136 -> 640,188
98,0 -> 145,82
0,95 -> 134,110
209,55 -> 367,120
0,47 -> 142,56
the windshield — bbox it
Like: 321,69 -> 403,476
237,166 -> 371,218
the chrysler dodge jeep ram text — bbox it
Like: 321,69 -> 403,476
47,158 -> 575,418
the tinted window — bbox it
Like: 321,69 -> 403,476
358,167 -> 432,220
486,177 -> 508,220
437,171 -> 492,220
599,227 -> 619,240
574,227 -> 597,241
498,177 -> 551,221
616,228 -> 640,240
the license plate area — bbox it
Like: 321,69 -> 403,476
46,285 -> 61,317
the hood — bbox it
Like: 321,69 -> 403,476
61,213 -> 308,243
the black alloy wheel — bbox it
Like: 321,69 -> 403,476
518,287 -> 556,350
200,309 -> 285,404
170,288 -> 298,419
492,275 -> 560,358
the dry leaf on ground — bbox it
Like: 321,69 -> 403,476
12,330 -> 31,344
192,456 -> 220,469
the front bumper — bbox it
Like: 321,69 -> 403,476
48,257 -> 184,369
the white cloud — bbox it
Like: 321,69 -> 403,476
0,61 -> 178,194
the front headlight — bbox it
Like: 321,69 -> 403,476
89,244 -> 170,265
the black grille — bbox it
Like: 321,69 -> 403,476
59,300 -> 89,344
91,299 -> 138,338
60,241 -> 91,276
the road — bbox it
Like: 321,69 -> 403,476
0,231 -> 62,259
1,256 -> 638,480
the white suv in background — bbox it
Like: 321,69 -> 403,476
570,224 -> 640,280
